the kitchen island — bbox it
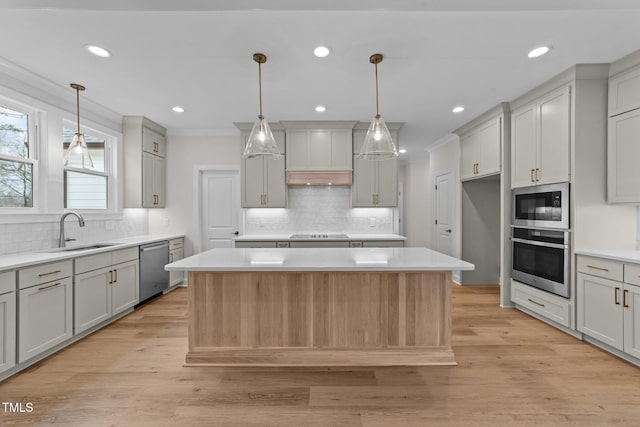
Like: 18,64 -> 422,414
166,247 -> 474,367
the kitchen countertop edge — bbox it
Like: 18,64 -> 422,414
575,249 -> 640,264
234,233 -> 407,241
0,234 -> 185,271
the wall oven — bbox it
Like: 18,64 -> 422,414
512,182 -> 569,229
511,227 -> 570,298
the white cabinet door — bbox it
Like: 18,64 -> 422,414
460,132 -> 478,180
142,152 -> 156,208
609,66 -> 640,117
264,157 -> 286,207
623,283 -> 640,359
607,109 -> 640,203
537,86 -> 570,185
477,117 -> 501,177
74,267 -> 111,334
511,103 -> 538,188
577,273 -> 623,351
376,158 -> 398,207
111,260 -> 139,315
351,155 -> 376,207
285,131 -> 308,170
242,156 -> 265,207
308,131 -> 332,169
154,155 -> 166,207
169,248 -> 184,287
330,131 -> 352,170
18,278 -> 73,363
0,292 -> 16,374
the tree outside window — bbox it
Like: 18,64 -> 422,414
0,105 -> 33,208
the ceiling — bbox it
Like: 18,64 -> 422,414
2,1 -> 640,160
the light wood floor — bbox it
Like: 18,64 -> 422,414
1,285 -> 639,426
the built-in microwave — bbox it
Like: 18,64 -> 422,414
512,182 -> 569,230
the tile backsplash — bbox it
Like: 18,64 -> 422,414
244,186 -> 396,235
0,209 -> 149,255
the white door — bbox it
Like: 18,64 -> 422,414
199,168 -> 240,251
435,172 -> 454,256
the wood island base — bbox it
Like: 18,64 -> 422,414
186,270 -> 455,367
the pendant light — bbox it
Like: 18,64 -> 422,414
242,53 -> 282,159
63,83 -> 94,169
358,53 -> 398,160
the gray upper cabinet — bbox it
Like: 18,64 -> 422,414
608,51 -> 640,204
459,115 -> 502,181
283,122 -> 356,171
236,123 -> 287,208
123,116 -> 167,208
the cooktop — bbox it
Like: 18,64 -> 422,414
289,233 -> 349,239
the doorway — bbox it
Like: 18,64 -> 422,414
194,166 -> 240,253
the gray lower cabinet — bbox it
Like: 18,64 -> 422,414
169,238 -> 185,287
18,276 -> 73,363
74,250 -> 139,334
0,270 -> 16,374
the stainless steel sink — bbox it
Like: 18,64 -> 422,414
47,243 -> 121,252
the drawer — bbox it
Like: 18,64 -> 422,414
577,256 -> 624,282
349,241 -> 363,248
0,270 -> 16,294
18,260 -> 72,289
362,240 -> 404,248
75,252 -> 113,274
511,280 -> 571,328
624,263 -> 640,286
275,241 -> 290,248
235,241 -> 277,248
112,247 -> 139,265
169,238 -> 184,250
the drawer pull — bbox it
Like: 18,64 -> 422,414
615,287 -> 620,305
109,270 -> 113,284
38,282 -> 61,292
527,298 -> 545,307
113,269 -> 118,283
623,289 -> 629,308
38,269 -> 61,277
586,265 -> 609,272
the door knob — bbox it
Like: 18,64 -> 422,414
234,231 -> 239,235
445,229 -> 452,233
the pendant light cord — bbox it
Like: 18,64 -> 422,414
375,61 -> 380,118
76,86 -> 81,134
258,61 -> 263,119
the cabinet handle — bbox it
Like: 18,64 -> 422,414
38,282 -> 62,292
623,289 -> 629,308
586,264 -> 609,272
170,253 -> 174,263
38,269 -> 61,277
535,168 -> 540,182
154,142 -> 159,152
264,194 -> 268,205
109,270 -> 113,284
527,298 -> 545,307
530,169 -> 535,182
113,269 -> 118,283
615,287 -> 620,305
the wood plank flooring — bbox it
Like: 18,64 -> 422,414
1,284 -> 640,426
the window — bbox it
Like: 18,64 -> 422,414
63,127 -> 109,209
0,103 -> 36,208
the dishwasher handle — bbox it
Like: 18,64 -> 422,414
140,242 -> 169,253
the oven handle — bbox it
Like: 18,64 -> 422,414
511,237 -> 569,250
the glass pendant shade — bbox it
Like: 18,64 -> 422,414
64,132 -> 94,169
64,83 -> 94,169
243,116 -> 282,159
359,115 -> 397,160
358,53 -> 398,160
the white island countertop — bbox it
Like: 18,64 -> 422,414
166,247 -> 474,272
234,233 -> 407,241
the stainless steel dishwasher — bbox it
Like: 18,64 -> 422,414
139,241 -> 170,302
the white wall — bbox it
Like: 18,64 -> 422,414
400,159 -> 430,247
148,135 -> 241,257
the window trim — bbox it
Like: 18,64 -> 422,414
0,97 -> 39,210
62,120 -> 116,212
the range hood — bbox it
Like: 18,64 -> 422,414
286,170 -> 352,186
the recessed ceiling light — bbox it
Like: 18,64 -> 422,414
528,46 -> 551,59
313,46 -> 331,58
172,106 -> 185,113
315,105 -> 326,113
452,106 -> 465,113
85,44 -> 111,58
399,149 -> 407,154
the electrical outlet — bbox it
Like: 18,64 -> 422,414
163,217 -> 170,226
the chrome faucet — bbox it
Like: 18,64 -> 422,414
59,212 -> 85,248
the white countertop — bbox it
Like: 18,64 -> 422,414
575,249 -> 640,264
234,233 -> 407,241
0,234 -> 184,271
165,247 -> 474,272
